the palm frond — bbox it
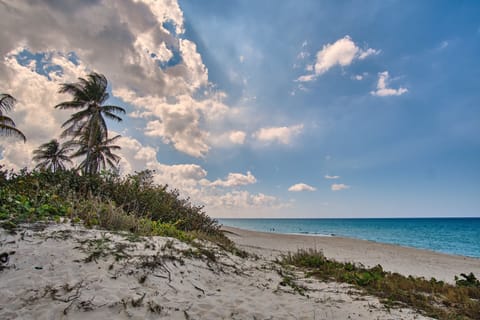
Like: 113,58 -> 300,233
55,100 -> 85,110
0,115 -> 16,127
0,124 -> 26,142
0,94 -> 16,113
102,105 -> 125,114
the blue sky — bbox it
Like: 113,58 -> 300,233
0,0 -> 479,217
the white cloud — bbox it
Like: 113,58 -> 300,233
358,48 -> 381,60
324,175 -> 340,180
253,124 -> 303,145
297,36 -> 378,82
296,74 -> 316,82
370,71 -> 408,97
208,130 -> 246,147
0,0 -> 239,160
351,72 -> 368,81
117,136 -> 208,187
288,183 -> 316,192
207,190 -> 279,209
331,183 -> 350,191
229,131 -> 246,144
315,36 -> 359,75
115,88 -> 236,158
295,41 -> 310,63
178,39 -> 209,90
210,171 -> 257,188
116,136 -> 280,213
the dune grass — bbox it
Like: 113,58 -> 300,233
281,248 -> 480,319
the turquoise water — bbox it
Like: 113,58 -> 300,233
218,218 -> 480,258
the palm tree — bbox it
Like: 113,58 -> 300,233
55,73 -> 125,139
32,139 -> 73,172
70,130 -> 122,175
0,93 -> 26,142
54,72 -> 125,174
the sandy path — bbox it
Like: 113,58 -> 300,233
222,226 -> 480,284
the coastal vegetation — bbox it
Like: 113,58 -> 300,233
281,248 -> 480,320
0,167 -> 232,248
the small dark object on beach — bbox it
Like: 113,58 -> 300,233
0,252 -> 9,264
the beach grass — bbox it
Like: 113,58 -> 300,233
281,248 -> 480,319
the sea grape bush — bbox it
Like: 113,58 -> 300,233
0,166 -> 222,238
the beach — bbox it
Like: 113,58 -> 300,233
222,226 -> 480,284
1,223 -> 478,319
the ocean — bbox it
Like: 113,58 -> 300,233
217,218 -> 480,258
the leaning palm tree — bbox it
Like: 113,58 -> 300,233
0,93 -> 26,142
33,139 -> 73,172
54,72 -> 125,174
55,72 -> 125,139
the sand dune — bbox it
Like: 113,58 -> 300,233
0,223 -> 441,319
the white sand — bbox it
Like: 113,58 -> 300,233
0,223 -> 445,319
223,226 -> 480,284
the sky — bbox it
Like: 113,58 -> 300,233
0,0 -> 479,218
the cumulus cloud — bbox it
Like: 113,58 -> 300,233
116,135 -> 208,186
331,183 -> 350,191
370,71 -> 408,97
253,124 -> 303,145
114,87 -> 237,157
115,136 -> 279,213
288,183 -> 316,192
297,36 -> 379,82
324,175 -> 340,180
0,0 -> 243,160
0,0 -> 284,215
207,190 -> 278,209
210,171 -> 257,188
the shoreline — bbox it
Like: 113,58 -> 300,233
222,225 -> 480,284
225,226 -> 480,259
217,217 -> 480,259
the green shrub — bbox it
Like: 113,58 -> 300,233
456,273 -> 480,288
0,166 -> 229,246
